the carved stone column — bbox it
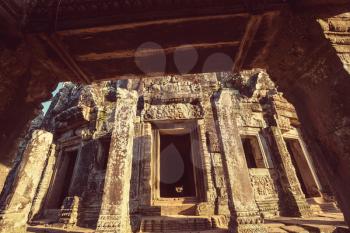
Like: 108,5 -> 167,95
29,144 -> 58,221
96,89 -> 138,233
214,89 -> 266,233
266,126 -> 312,217
0,130 -> 53,233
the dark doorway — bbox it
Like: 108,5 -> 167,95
47,150 -> 78,208
284,139 -> 316,198
241,136 -> 267,168
159,133 -> 196,198
241,137 -> 258,168
96,137 -> 111,170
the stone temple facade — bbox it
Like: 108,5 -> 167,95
0,70 -> 342,233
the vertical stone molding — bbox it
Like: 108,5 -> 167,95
139,122 -> 152,207
96,88 -> 138,233
214,89 -> 266,233
267,126 -> 312,217
0,130 -> 53,233
197,119 -> 216,206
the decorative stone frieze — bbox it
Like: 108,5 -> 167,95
143,103 -> 203,121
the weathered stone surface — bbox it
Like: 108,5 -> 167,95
0,72 -> 347,233
0,130 -> 53,233
259,8 -> 350,225
96,88 -> 138,233
1,4 -> 350,231
214,88 -> 266,233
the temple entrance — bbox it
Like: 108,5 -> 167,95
46,149 -> 78,209
284,138 -> 321,198
152,121 -> 205,206
159,133 -> 196,198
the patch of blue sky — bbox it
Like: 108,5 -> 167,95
41,82 -> 64,115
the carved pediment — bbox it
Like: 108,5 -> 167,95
143,103 -> 203,121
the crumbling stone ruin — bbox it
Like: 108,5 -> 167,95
1,1 -> 350,232
0,71 -> 345,233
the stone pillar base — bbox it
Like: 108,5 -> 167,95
229,212 -> 267,233
233,224 -> 268,233
294,199 -> 313,217
96,214 -> 132,233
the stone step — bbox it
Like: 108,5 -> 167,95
307,198 -> 340,214
318,203 -> 340,213
160,204 -> 197,216
280,225 -> 310,233
26,225 -> 94,233
141,231 -> 227,233
139,216 -> 214,233
266,223 -> 289,233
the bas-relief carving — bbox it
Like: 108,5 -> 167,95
0,130 -> 53,233
249,170 -> 278,200
142,76 -> 206,121
249,169 -> 279,217
143,103 -> 204,121
143,76 -> 202,98
236,110 -> 265,128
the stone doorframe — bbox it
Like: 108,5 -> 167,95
150,120 -> 207,207
282,129 -> 322,198
42,137 -> 82,217
239,127 -> 274,169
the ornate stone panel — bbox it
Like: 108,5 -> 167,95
142,76 -> 205,121
236,104 -> 265,129
249,169 -> 279,217
143,103 -> 203,121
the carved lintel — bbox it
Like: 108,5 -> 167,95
143,103 -> 203,121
